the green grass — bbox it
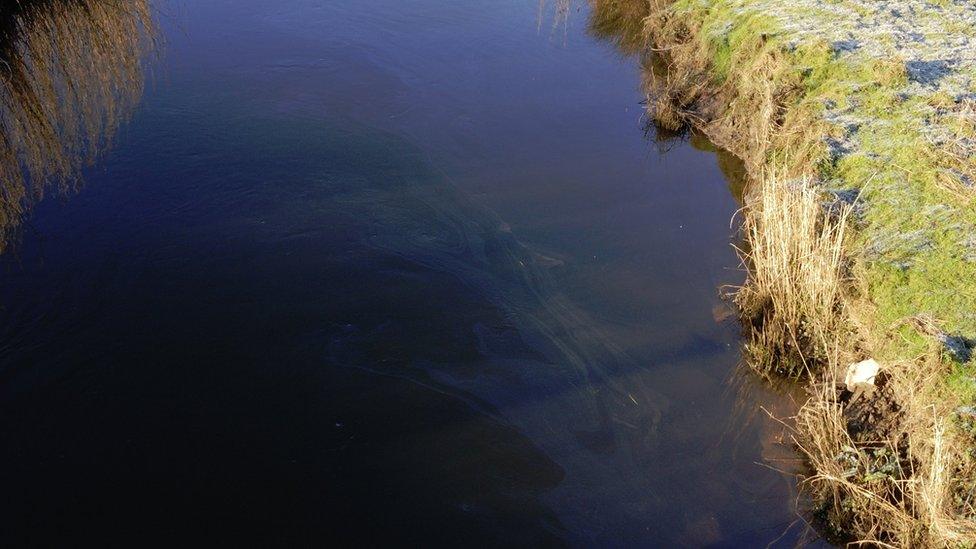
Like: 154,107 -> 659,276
664,0 -> 976,371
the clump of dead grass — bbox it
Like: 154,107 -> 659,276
731,170 -> 976,545
638,6 -> 711,133
734,173 -> 852,377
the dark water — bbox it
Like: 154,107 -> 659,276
0,0 -> 817,546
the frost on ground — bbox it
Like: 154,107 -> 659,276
744,0 -> 976,88
709,0 -> 976,363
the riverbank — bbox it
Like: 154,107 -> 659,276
600,0 -> 976,544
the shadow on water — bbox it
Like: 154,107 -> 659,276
0,0 -> 154,250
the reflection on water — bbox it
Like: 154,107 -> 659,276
689,131 -> 750,203
0,0 -> 153,249
538,0 -> 573,37
588,0 -> 652,55
584,0 -> 751,202
0,0 -> 824,545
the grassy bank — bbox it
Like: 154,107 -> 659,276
592,0 -> 976,544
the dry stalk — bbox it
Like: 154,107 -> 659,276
734,173 -> 851,377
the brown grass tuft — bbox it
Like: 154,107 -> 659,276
638,4 -> 831,175
734,173 -> 851,377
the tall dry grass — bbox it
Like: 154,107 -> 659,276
0,0 -> 154,251
734,175 -> 976,545
732,174 -> 976,545
734,174 -> 851,377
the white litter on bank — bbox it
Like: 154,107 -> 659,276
845,358 -> 880,391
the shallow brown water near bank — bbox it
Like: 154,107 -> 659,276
0,0 -> 822,545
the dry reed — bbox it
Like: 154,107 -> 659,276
734,173 -> 851,377
589,0 -> 976,543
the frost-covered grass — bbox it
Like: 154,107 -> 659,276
661,0 -> 976,366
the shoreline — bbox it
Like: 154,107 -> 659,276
596,0 -> 976,544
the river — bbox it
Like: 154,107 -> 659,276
0,0 -> 819,546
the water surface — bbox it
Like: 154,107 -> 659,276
1,0 -> 815,545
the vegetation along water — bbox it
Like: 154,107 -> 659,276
602,0 -> 976,544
